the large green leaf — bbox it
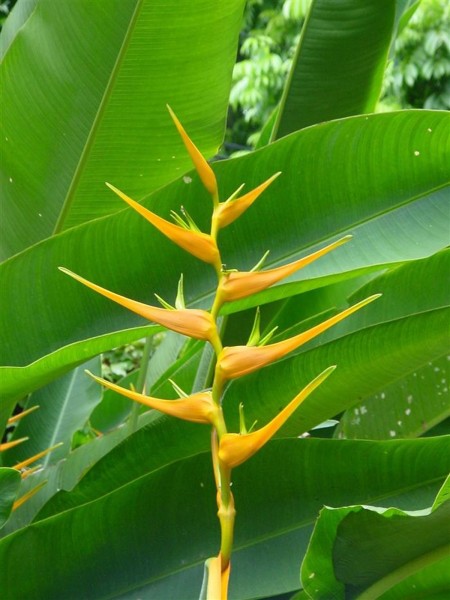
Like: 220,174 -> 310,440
0,0 -> 245,259
0,325 -> 160,432
301,496 -> 450,598
1,409 -> 166,536
0,436 -> 448,599
222,250 -> 450,437
0,468 -> 21,529
272,0 -> 396,139
1,110 -> 449,415
19,250 -> 449,525
336,354 -> 450,440
3,357 -> 102,468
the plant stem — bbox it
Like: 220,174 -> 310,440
128,335 -> 153,433
211,430 -> 235,573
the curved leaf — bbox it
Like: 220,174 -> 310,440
0,0 -> 245,258
3,357 -> 102,468
0,468 -> 21,529
336,354 -> 450,440
0,325 -> 159,431
301,499 -> 450,599
0,409 -> 165,536
223,251 -> 450,437
272,0 -> 396,138
0,436 -> 448,599
1,111 -> 449,411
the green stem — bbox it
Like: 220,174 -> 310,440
218,466 -> 235,570
211,429 -> 235,572
128,335 -> 153,433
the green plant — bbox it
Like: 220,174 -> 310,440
1,1 -> 449,598
230,0 -> 450,148
59,108 -> 383,595
228,0 -> 307,149
382,0 -> 450,110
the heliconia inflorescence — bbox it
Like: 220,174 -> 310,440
59,107 -> 380,600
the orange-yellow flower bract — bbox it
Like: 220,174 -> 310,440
87,372 -> 218,425
106,183 -> 221,269
216,295 -> 380,380
13,481 -> 47,511
13,443 -> 63,472
167,105 -> 218,199
59,267 -> 220,344
217,235 -> 352,303
213,172 -> 281,229
219,366 -> 335,468
0,437 -> 29,452
204,555 -> 230,599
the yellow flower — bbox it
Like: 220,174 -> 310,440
87,372 -> 218,425
213,172 -> 281,229
167,105 -> 218,200
106,183 -> 221,269
7,406 -> 39,425
216,295 -> 380,380
217,236 -> 352,303
13,481 -> 47,511
219,366 -> 335,468
0,437 -> 29,452
59,267 -> 220,345
13,443 -> 63,472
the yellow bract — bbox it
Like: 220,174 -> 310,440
7,406 -> 39,425
87,372 -> 218,425
13,443 -> 63,471
59,267 -> 220,345
13,481 -> 47,512
219,366 -> 335,468
216,295 -> 380,380
204,555 -> 230,600
213,172 -> 281,229
0,437 -> 28,452
106,183 -> 221,269
167,105 -> 218,199
217,235 -> 352,303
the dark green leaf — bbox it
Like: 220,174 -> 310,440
1,111 -> 449,419
272,0 -> 396,138
1,0 -> 245,258
301,496 -> 450,598
0,468 -> 21,529
0,436 -> 448,599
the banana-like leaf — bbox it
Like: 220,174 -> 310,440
0,325 -> 160,433
0,436 -> 448,599
15,252 -> 448,528
336,354 -> 450,440
1,409 -> 168,536
1,111 -> 449,421
3,357 -> 102,468
0,468 -> 21,529
301,482 -> 450,598
223,250 -> 450,436
272,0 -> 396,139
0,0 -> 245,259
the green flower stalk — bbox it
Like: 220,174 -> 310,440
60,108 -> 379,599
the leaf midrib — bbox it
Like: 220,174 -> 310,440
52,0 -> 144,235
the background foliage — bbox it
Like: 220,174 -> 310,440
227,0 -> 450,149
